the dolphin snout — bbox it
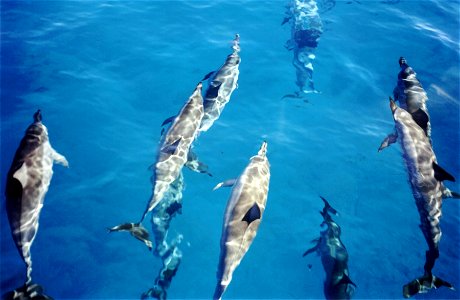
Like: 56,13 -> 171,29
389,97 -> 397,113
258,141 -> 268,156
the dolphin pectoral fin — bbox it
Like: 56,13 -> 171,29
403,274 -> 454,298
433,162 -> 455,182
161,115 -> 176,127
242,203 -> 261,225
378,132 -> 398,152
281,16 -> 291,25
161,138 -> 182,155
185,150 -> 212,176
12,162 -> 28,188
51,149 -> 68,167
303,244 -> 318,257
442,188 -> 460,199
212,179 -> 237,191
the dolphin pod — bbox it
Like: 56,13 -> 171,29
303,197 -> 356,300
200,34 -> 241,132
4,110 -> 68,300
386,98 -> 457,297
212,141 -> 270,300
283,0 -> 323,97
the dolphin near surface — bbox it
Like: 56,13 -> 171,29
200,34 -> 241,132
283,0 -> 323,97
303,197 -> 356,300
387,99 -> 457,298
4,110 -> 68,300
379,57 -> 431,151
212,141 -> 270,300
109,82 -> 205,249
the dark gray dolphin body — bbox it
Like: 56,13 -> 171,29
304,197 -> 356,300
283,0 -> 323,96
379,57 -> 431,151
387,99 -> 456,297
4,110 -> 68,299
200,34 -> 240,132
213,142 -> 270,300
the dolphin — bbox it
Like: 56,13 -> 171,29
212,141 -> 270,300
4,110 -> 68,299
110,82 -> 204,249
283,0 -> 323,97
200,34 -> 240,132
303,197 -> 356,300
379,57 -> 431,151
387,99 -> 456,297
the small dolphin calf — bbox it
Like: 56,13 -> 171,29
200,34 -> 241,132
387,99 -> 457,297
379,57 -> 431,151
4,110 -> 68,299
304,197 -> 356,300
283,0 -> 323,96
110,82 -> 204,249
213,141 -> 270,300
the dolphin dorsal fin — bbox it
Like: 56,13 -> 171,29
213,179 -> 237,191
338,274 -> 357,288
433,162 -> 455,182
411,108 -> 429,135
242,203 -> 261,225
161,138 -> 182,155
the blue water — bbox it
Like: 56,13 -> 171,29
1,1 -> 459,299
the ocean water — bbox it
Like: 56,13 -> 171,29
1,0 -> 459,299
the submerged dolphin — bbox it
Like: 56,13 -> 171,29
304,197 -> 356,300
4,110 -> 68,299
379,57 -> 431,151
200,34 -> 241,132
283,0 -> 323,97
110,82 -> 204,248
387,99 -> 456,297
212,141 -> 270,300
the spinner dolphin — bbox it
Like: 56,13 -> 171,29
379,57 -> 431,151
110,82 -> 204,249
387,99 -> 456,297
212,141 -> 270,300
200,34 -> 240,132
303,197 -> 356,300
283,0 -> 323,97
4,110 -> 68,299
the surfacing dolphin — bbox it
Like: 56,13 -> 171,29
304,197 -> 356,300
4,110 -> 68,300
283,0 -> 323,97
212,141 -> 270,300
109,82 -> 204,249
379,57 -> 431,151
387,99 -> 457,298
200,34 -> 241,132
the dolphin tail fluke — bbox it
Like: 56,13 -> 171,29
2,283 -> 53,300
108,222 -> 153,250
403,274 -> 454,298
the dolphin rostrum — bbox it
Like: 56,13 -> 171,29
4,110 -> 68,299
283,0 -> 323,97
200,34 -> 241,132
110,82 -> 204,249
303,197 -> 356,300
379,57 -> 431,151
387,99 -> 456,297
212,141 -> 270,300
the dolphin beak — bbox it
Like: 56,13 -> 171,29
258,141 -> 268,156
389,97 -> 397,113
33,109 -> 42,123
